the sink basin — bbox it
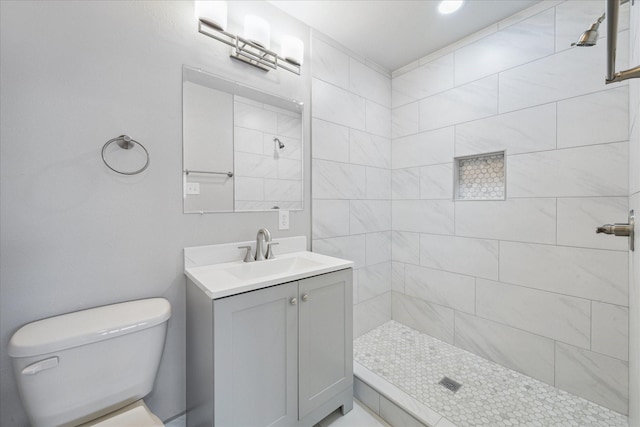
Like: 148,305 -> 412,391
225,256 -> 324,281
185,251 -> 353,299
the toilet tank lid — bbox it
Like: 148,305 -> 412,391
8,298 -> 171,358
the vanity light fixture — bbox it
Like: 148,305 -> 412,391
195,1 -> 301,75
438,0 -> 465,15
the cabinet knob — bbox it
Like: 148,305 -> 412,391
290,298 -> 297,305
301,294 -> 309,302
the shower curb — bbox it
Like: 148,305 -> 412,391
354,362 -> 458,427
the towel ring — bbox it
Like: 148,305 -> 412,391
101,135 -> 150,175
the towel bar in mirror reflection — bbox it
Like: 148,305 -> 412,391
184,170 -> 234,178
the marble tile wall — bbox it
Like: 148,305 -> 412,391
390,1 -> 631,415
310,34 -> 392,338
233,97 -> 303,210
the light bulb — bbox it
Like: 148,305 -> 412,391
438,0 -> 464,15
194,1 -> 227,31
244,15 -> 271,49
281,36 -> 304,66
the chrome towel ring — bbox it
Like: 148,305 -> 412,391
101,135 -> 150,175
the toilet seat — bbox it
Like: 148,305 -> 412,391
80,400 -> 164,427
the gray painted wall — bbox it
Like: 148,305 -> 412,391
0,1 -> 311,425
183,82 -> 234,212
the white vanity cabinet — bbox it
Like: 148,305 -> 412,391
186,268 -> 353,427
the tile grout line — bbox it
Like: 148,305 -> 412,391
391,86 -> 629,140
590,300 -> 594,352
394,289 -> 629,363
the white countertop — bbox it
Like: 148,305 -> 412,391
185,250 -> 353,299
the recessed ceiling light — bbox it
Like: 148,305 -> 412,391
438,0 -> 465,15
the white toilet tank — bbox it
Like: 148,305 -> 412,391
8,298 -> 171,427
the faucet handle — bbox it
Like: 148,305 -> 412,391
238,246 -> 254,263
265,242 -> 279,260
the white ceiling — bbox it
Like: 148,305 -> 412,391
269,0 -> 541,71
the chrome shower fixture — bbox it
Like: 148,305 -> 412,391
574,0 -> 640,83
274,137 -> 285,149
571,13 -> 605,47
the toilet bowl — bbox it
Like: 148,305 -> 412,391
8,298 -> 171,427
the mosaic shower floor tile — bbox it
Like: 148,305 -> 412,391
354,321 -> 628,427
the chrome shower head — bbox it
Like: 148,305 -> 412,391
572,13 -> 605,47
274,137 -> 285,149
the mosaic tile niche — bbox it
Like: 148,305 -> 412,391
455,152 -> 505,200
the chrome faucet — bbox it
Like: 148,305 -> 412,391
255,228 -> 272,261
238,228 -> 278,262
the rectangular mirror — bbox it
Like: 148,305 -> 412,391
183,65 -> 303,213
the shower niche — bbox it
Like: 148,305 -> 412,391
454,151 -> 505,201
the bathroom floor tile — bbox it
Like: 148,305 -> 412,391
354,321 -> 628,427
314,399 -> 391,427
170,400 -> 387,427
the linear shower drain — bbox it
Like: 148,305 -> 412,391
439,376 -> 462,393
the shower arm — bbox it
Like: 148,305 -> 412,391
606,0 -> 640,84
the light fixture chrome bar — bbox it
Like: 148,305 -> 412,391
231,52 -> 272,72
198,20 -> 301,76
606,0 -> 640,83
184,169 -> 233,178
198,20 -> 236,48
233,36 -> 277,71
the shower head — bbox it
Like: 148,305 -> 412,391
571,13 -> 605,47
274,137 -> 285,149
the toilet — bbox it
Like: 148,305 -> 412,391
8,298 -> 171,427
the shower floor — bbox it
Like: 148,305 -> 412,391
353,321 -> 628,427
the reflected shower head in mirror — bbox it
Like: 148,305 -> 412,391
572,13 -> 605,47
274,137 -> 285,149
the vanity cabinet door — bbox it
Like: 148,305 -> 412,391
213,282 -> 298,427
298,269 -> 353,419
